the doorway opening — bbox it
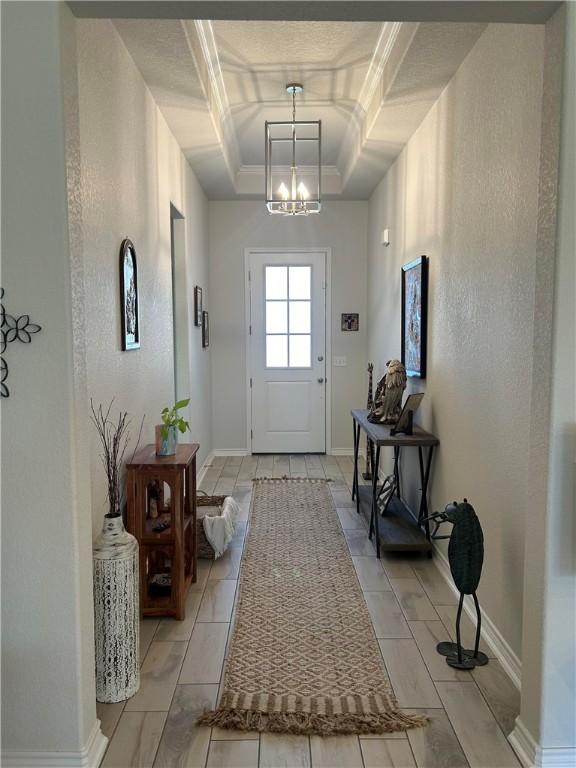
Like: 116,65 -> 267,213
170,204 -> 190,414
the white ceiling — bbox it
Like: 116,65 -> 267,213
113,18 -> 486,199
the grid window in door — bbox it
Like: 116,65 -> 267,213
265,265 -> 311,368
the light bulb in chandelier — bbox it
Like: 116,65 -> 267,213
278,182 -> 289,201
297,182 -> 309,201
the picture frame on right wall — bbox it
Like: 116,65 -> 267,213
401,255 -> 428,378
194,286 -> 203,327
202,310 -> 209,348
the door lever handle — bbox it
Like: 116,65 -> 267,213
317,378 -> 324,384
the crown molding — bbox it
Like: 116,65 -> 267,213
337,21 -> 403,182
182,19 -> 241,184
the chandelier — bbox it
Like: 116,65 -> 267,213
265,84 -> 321,216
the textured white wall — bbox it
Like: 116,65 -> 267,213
1,1 -> 100,757
208,201 -> 368,452
367,24 -> 544,659
76,19 -> 211,536
512,5 -> 576,757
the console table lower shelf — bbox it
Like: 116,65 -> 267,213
356,485 -> 432,553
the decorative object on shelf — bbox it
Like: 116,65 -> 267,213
126,443 -> 199,619
155,398 -> 190,456
401,255 -> 428,378
194,286 -> 203,327
90,400 -> 142,703
367,359 -> 407,424
423,499 -> 488,670
341,313 -> 359,331
0,287 -> 42,398
265,83 -> 321,216
363,363 -> 374,480
120,238 -> 140,351
202,310 -> 210,348
391,392 -> 425,437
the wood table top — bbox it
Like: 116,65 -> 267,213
127,443 -> 200,469
351,409 -> 439,447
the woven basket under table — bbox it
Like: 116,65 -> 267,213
196,494 -> 227,559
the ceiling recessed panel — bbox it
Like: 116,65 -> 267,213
112,17 -> 487,199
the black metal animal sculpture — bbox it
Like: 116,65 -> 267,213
423,499 -> 488,669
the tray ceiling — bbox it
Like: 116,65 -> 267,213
113,18 -> 486,199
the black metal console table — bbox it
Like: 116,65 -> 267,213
351,408 -> 439,558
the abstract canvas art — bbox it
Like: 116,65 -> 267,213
401,256 -> 428,378
120,238 -> 140,351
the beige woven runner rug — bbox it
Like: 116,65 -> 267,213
199,478 -> 427,736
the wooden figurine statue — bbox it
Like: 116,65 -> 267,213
424,499 -> 488,669
363,363 -> 374,479
367,359 -> 407,424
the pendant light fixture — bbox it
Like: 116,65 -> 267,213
265,84 -> 321,215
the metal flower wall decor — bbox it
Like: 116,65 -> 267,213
1,288 -> 42,398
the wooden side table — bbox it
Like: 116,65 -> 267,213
126,443 -> 199,619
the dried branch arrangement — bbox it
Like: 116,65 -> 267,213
90,399 -> 143,518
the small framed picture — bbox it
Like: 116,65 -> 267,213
202,310 -> 209,348
391,393 -> 425,436
119,238 -> 140,351
194,286 -> 203,327
341,313 -> 359,331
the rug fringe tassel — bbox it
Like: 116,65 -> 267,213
197,708 -> 428,736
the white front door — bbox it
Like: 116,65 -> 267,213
249,251 -> 326,453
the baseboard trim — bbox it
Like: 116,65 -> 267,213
2,720 -> 108,767
433,547 -> 522,690
211,449 -> 249,457
510,718 -> 539,767
330,448 -> 355,456
509,718 -> 576,767
197,451 -> 215,486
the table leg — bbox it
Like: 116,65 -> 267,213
418,446 -> 434,543
352,419 -> 359,502
372,446 -> 381,558
189,458 -> 198,584
393,446 -> 401,496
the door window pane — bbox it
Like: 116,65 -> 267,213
289,301 -> 311,334
266,301 -> 288,334
289,335 -> 311,367
265,266 -> 287,299
266,335 -> 288,367
288,266 -> 311,299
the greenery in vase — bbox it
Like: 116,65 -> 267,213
160,398 -> 191,440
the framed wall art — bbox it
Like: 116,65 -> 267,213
341,313 -> 359,331
120,238 -> 140,351
202,310 -> 209,348
401,255 -> 428,378
194,286 -> 203,327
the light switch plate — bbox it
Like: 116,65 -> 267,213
333,356 -> 347,367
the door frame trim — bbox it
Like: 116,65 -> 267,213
244,247 -> 332,455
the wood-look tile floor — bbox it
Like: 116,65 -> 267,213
98,455 -> 521,768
